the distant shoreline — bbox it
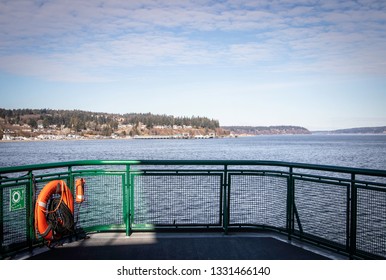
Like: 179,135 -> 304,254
311,126 -> 386,135
2,133 -> 386,143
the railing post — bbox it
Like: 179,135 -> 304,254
350,173 -> 357,258
68,166 -> 74,193
287,167 -> 294,240
223,164 -> 229,235
27,171 -> 35,251
125,164 -> 131,236
0,177 -> 3,255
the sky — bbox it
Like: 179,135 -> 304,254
0,0 -> 386,130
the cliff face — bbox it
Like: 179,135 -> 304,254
222,126 -> 311,135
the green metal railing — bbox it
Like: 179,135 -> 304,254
1,160 -> 386,259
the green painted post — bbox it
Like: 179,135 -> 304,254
125,165 -> 131,236
346,179 -> 351,254
350,173 -> 357,259
223,164 -> 229,235
130,172 -> 136,232
68,166 -> 74,193
0,177 -> 3,255
27,171 -> 34,250
287,167 -> 294,240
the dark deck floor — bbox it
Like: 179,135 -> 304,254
25,232 -> 344,260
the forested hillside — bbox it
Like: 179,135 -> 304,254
0,109 -> 219,129
0,108 -> 221,139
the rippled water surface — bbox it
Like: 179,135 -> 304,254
1,134 -> 386,169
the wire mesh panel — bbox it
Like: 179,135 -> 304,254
132,173 -> 222,226
1,183 -> 28,249
356,186 -> 386,258
229,174 -> 288,229
294,178 -> 349,246
74,174 -> 124,230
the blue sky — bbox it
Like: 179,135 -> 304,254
1,0 -> 386,130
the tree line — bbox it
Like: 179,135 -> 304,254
0,108 -> 220,133
122,113 -> 219,130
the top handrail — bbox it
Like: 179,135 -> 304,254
1,159 -> 386,177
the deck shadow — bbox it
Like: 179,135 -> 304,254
27,233 -> 330,260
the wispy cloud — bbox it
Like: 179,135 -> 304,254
0,0 -> 385,82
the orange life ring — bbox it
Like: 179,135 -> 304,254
34,180 -> 74,241
75,178 -> 85,203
